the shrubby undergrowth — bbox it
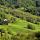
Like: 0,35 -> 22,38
0,0 -> 40,40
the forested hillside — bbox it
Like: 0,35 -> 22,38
0,0 -> 40,40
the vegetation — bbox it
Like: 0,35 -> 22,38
0,0 -> 40,40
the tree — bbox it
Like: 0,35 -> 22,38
21,0 -> 36,8
21,0 -> 36,14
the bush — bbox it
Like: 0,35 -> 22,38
35,32 -> 40,38
11,17 -> 16,23
27,24 -> 35,30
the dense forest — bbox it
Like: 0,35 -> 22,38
0,0 -> 40,40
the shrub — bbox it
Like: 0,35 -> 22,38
11,17 -> 16,23
27,24 -> 35,30
35,32 -> 40,38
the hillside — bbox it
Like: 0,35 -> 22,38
0,0 -> 40,40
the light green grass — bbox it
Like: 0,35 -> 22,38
0,18 -> 40,34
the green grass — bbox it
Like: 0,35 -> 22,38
0,18 -> 40,34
